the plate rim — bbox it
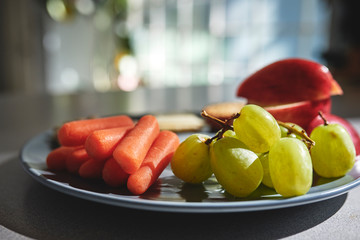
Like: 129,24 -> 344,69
19,129 -> 360,213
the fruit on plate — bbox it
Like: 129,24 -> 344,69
307,112 -> 360,155
269,137 -> 313,197
236,58 -> 343,107
210,137 -> 263,198
310,118 -> 356,178
233,104 -> 281,153
236,58 -> 343,130
173,104 -> 356,198
258,152 -> 273,188
198,105 -> 313,197
171,133 -> 213,184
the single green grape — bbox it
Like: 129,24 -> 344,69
269,138 -> 313,197
310,123 -> 356,178
258,152 -> 273,188
171,134 -> 212,184
210,137 -> 263,197
233,104 -> 281,153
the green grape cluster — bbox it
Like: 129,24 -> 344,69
171,104 -> 356,198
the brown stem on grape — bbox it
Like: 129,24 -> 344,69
205,129 -> 225,145
201,110 -> 227,126
277,120 -> 315,149
318,111 -> 329,126
201,110 -> 239,145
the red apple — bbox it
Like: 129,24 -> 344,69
307,113 -> 360,155
237,58 -> 343,106
265,98 -> 331,129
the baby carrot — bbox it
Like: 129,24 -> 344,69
78,159 -> 105,179
46,146 -> 80,171
127,130 -> 180,195
85,126 -> 133,161
58,115 -> 134,146
66,148 -> 90,174
102,157 -> 129,187
113,115 -> 160,174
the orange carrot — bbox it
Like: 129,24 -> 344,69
66,148 -> 90,174
46,146 -> 80,171
102,158 -> 129,187
113,115 -> 160,174
85,126 -> 133,161
127,130 -> 179,195
78,159 -> 105,179
58,115 -> 134,146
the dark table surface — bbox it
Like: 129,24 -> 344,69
1,84 -> 360,240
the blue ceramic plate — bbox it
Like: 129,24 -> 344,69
20,130 -> 360,213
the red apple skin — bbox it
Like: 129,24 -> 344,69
265,98 -> 331,130
237,58 -> 343,106
307,113 -> 360,155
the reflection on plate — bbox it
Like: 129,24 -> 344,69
20,130 -> 360,213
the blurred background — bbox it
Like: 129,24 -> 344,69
0,0 -> 359,96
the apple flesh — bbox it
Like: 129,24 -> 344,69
265,98 -> 331,130
236,58 -> 343,107
307,113 -> 360,155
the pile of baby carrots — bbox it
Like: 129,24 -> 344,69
46,114 -> 180,195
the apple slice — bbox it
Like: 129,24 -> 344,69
265,98 -> 331,130
307,113 -> 360,155
237,58 -> 343,106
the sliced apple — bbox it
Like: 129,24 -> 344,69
307,113 -> 360,155
236,58 -> 343,106
265,98 -> 332,130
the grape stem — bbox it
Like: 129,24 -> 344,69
201,110 -> 315,149
201,110 -> 238,145
277,121 -> 315,149
318,111 -> 328,126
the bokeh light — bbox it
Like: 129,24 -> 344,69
75,0 -> 95,16
46,0 -> 70,22
116,54 -> 139,91
60,68 -> 80,91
